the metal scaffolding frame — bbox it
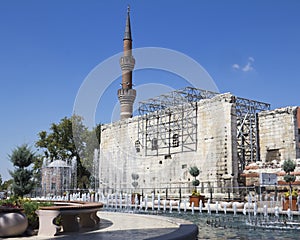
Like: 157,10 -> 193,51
235,97 -> 270,171
137,87 -> 219,157
137,86 -> 270,171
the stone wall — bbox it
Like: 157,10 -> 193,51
98,93 -> 300,196
99,93 -> 239,196
258,106 -> 299,163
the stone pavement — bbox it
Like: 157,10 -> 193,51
6,211 -> 196,240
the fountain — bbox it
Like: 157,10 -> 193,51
191,202 -> 194,215
41,187 -> 300,239
233,202 -> 237,215
215,201 -> 219,214
177,201 -> 181,213
207,199 -> 211,215
139,196 -> 143,211
199,200 -> 203,214
145,195 -> 148,212
115,194 -> 118,209
157,194 -> 161,211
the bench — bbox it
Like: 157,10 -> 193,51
36,201 -> 103,237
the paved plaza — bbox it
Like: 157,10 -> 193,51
6,211 -> 196,240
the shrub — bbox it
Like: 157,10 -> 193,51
191,189 -> 200,197
189,166 -> 200,195
282,159 -> 297,195
23,201 -> 52,229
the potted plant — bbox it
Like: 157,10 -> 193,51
189,166 -> 205,207
0,197 -> 28,237
282,159 -> 298,211
0,196 -> 54,236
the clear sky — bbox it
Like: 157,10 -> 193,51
0,0 -> 299,181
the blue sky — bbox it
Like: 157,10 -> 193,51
0,0 -> 299,180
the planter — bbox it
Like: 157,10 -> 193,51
189,195 -> 205,207
282,197 -> 298,211
131,193 -> 141,204
0,208 -> 28,237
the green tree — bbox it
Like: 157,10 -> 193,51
131,173 -> 139,189
189,166 -> 200,191
32,154 -> 44,190
9,144 -> 35,197
0,174 -> 2,190
36,116 -> 84,161
282,159 -> 297,194
1,179 -> 13,192
35,115 -> 99,189
81,125 -> 101,175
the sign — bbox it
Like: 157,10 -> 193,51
260,173 -> 277,186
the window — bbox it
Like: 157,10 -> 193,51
172,134 -> 179,147
51,183 -> 56,190
266,149 -> 280,162
135,140 -> 141,152
151,138 -> 158,150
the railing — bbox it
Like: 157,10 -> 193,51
30,185 -> 260,203
30,184 -> 300,204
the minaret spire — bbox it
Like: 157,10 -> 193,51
124,5 -> 132,40
118,6 -> 136,120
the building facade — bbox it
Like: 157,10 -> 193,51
98,9 -> 300,198
41,159 -> 73,196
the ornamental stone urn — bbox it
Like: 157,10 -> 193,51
0,207 -> 28,237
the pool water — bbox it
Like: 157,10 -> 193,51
104,206 -> 300,239
159,212 -> 300,239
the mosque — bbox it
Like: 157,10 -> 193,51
98,8 -> 300,199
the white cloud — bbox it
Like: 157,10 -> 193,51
248,57 -> 254,62
242,57 -> 255,72
232,64 -> 240,70
242,62 -> 253,72
233,57 -> 255,72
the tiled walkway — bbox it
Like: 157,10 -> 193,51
7,211 -> 192,240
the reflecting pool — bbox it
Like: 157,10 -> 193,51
158,212 -> 300,239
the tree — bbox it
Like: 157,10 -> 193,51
35,115 -> 99,189
1,179 -> 13,192
131,173 -> 139,189
80,124 -> 101,178
0,174 -> 2,190
189,166 -> 200,191
36,116 -> 85,161
32,154 -> 44,190
9,144 -> 35,197
282,159 -> 297,195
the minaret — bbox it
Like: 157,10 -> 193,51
118,6 -> 136,120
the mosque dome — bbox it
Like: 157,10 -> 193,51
47,159 -> 69,168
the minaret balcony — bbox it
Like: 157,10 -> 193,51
120,56 -> 135,72
118,88 -> 136,101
